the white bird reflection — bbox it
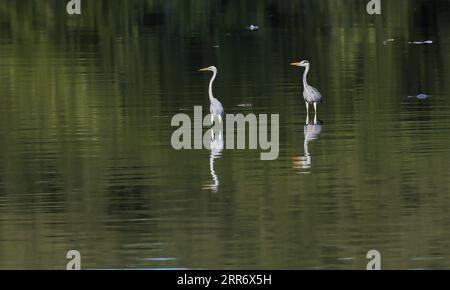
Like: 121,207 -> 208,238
203,130 -> 223,193
293,117 -> 322,171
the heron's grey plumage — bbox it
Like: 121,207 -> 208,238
300,60 -> 322,105
291,60 -> 322,122
303,85 -> 322,105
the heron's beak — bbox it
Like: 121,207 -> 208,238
290,62 -> 302,67
198,67 -> 210,72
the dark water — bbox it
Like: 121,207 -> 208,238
1,0 -> 450,269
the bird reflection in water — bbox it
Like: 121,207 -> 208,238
199,66 -> 224,193
203,130 -> 224,193
293,117 -> 322,171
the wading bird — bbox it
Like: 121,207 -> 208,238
198,66 -> 224,124
290,60 -> 322,123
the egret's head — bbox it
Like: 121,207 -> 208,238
290,60 -> 309,68
198,66 -> 217,73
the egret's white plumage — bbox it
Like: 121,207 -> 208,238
198,66 -> 224,124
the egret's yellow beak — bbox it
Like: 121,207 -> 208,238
290,62 -> 302,67
198,67 -> 210,72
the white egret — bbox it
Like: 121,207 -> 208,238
198,66 -> 224,124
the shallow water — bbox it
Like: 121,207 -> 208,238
1,0 -> 450,269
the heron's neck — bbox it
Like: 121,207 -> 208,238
209,70 -> 217,101
303,66 -> 310,89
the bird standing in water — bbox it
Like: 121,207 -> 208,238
198,66 -> 224,124
290,60 -> 323,124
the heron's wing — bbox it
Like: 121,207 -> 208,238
309,86 -> 323,103
302,90 -> 308,101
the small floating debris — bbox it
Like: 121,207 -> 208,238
212,45 -> 220,48
408,40 -> 433,45
246,25 -> 259,31
237,103 -> 253,108
408,93 -> 430,100
383,38 -> 396,45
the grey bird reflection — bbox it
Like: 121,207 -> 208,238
293,119 -> 322,171
203,130 -> 224,193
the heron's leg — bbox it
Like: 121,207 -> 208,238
305,102 -> 310,124
313,102 -> 317,115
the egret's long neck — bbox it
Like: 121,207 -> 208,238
209,70 -> 217,101
303,65 -> 310,89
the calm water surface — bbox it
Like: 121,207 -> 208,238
0,0 -> 450,269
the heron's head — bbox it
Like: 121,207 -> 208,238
198,66 -> 217,73
290,60 -> 309,68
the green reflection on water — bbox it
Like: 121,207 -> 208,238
0,0 -> 450,269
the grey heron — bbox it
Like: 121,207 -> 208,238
198,66 -> 224,124
291,60 -> 323,122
